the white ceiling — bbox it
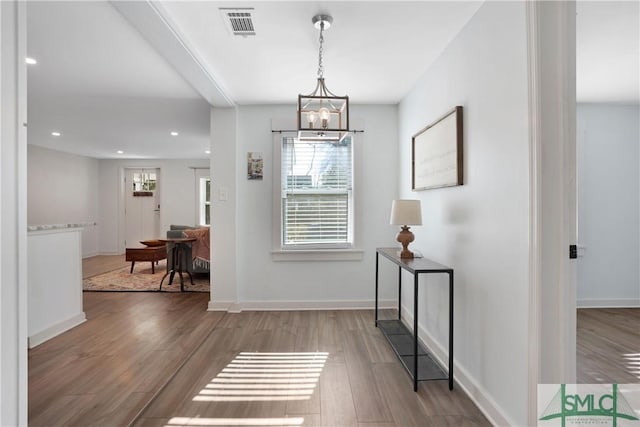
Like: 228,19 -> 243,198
26,1 -> 639,160
156,1 -> 485,104
27,1 -> 211,159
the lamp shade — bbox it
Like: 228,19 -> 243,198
390,200 -> 422,226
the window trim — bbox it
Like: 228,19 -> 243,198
194,169 -> 210,227
272,129 -> 362,261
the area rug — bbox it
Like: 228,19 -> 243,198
83,259 -> 209,292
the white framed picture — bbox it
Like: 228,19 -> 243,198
412,106 -> 463,191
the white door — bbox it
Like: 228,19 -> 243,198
125,168 -> 160,247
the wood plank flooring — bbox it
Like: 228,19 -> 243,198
577,307 -> 640,384
133,310 -> 490,427
28,292 -> 224,427
29,287 -> 640,427
83,254 -> 128,278
29,292 -> 490,427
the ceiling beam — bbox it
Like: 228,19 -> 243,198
111,0 -> 234,108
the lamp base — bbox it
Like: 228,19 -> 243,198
396,226 -> 415,259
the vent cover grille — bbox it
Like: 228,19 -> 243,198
220,8 -> 255,36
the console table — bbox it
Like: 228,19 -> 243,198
374,247 -> 454,391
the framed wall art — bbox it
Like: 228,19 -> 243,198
412,106 -> 463,191
247,152 -> 264,180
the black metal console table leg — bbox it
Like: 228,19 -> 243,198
375,252 -> 379,327
413,272 -> 419,392
449,271 -> 454,390
398,266 -> 402,321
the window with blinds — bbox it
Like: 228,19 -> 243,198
281,136 -> 353,248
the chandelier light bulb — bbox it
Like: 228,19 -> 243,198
307,111 -> 318,128
319,107 -> 330,128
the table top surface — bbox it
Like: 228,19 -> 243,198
376,247 -> 453,273
159,237 -> 197,243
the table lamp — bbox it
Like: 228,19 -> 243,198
390,199 -> 422,259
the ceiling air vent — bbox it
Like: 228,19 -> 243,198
220,8 -> 255,37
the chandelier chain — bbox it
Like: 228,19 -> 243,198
317,21 -> 325,79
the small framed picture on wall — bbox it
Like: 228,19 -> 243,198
247,152 -> 263,180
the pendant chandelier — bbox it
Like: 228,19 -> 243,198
297,14 -> 349,142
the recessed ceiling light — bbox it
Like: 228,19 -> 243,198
25,57 -> 37,65
205,150 -> 211,154
51,131 -> 61,137
117,150 -> 124,154
170,131 -> 179,136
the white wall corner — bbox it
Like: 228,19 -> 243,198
28,313 -> 86,349
0,1 -> 29,424
525,2 -> 542,426
527,0 -> 577,424
210,107 -> 239,308
207,300 -> 241,313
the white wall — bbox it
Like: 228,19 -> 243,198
1,1 -> 29,423
98,157 -> 209,254
209,104 -> 399,309
210,107 -> 238,308
238,105 -> 398,305
577,103 -> 640,306
27,228 -> 85,347
27,145 -> 99,257
397,2 -> 529,425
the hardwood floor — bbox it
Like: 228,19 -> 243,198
29,294 -> 490,427
577,307 -> 640,384
133,309 -> 489,427
30,291 -> 640,426
28,292 -> 224,427
83,254 -> 129,278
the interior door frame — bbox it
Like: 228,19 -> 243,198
527,1 -> 577,424
118,166 -> 162,253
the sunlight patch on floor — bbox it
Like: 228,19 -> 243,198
166,417 -> 304,426
623,353 -> 640,379
192,351 -> 328,402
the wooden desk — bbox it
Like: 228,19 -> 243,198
159,238 -> 197,291
375,247 -> 454,391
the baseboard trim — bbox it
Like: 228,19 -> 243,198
208,301 -> 241,312
208,299 -> 397,313
577,298 -> 640,308
399,305 -> 513,427
82,251 -> 99,259
240,299 -> 397,311
28,312 -> 86,348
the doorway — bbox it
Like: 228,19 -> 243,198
124,168 -> 161,247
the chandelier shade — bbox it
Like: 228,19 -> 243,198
297,14 -> 349,142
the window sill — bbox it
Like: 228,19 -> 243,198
271,249 -> 364,262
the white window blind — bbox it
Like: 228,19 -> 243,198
281,136 -> 353,247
